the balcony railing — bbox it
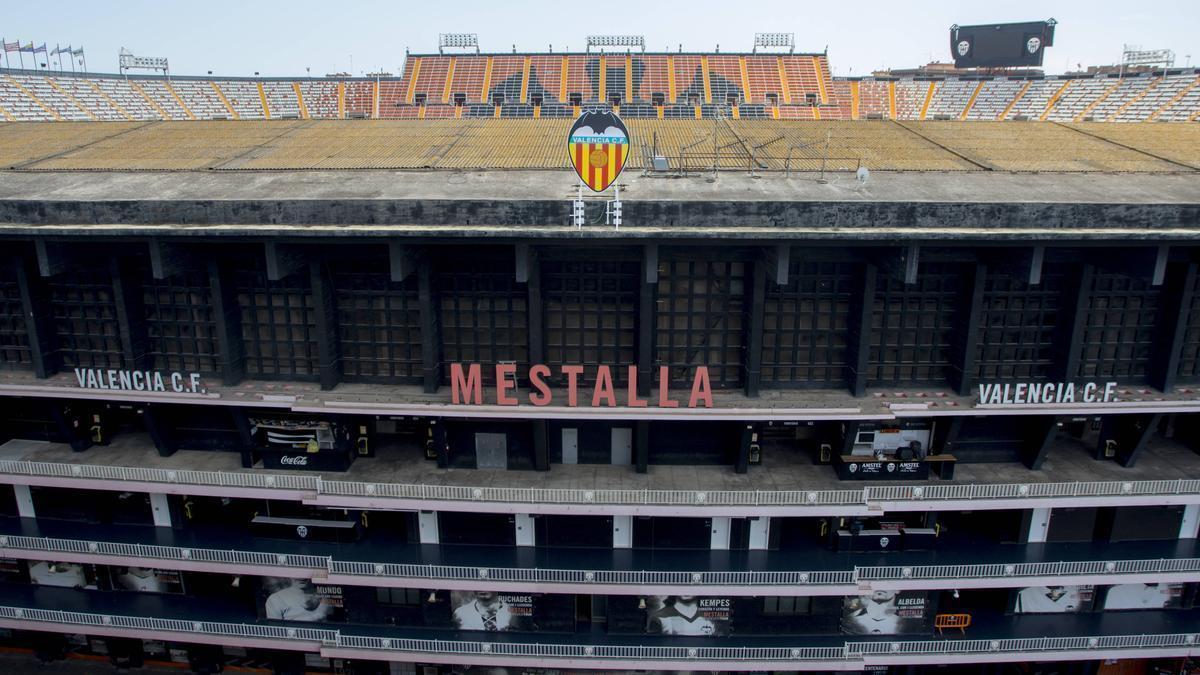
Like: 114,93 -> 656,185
1,605 -> 1196,665
3,533 -> 1199,590
3,459 -> 1200,511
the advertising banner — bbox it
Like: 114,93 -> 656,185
450,591 -> 535,632
841,591 -> 927,635
261,577 -> 344,622
28,561 -> 98,589
111,567 -> 184,594
1015,585 -> 1095,613
644,595 -> 732,637
1104,583 -> 1184,610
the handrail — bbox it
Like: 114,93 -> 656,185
3,533 -> 1199,590
3,459 -> 1200,511
0,605 -> 1196,663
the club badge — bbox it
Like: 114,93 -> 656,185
567,109 -> 630,192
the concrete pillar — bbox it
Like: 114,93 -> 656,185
710,516 -> 731,550
515,514 -> 535,547
13,485 -> 34,518
1180,505 -> 1200,540
418,511 -> 440,544
150,493 -> 172,528
1026,507 -> 1051,543
613,515 -> 632,549
748,516 -> 771,550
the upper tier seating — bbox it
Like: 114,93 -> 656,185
1,63 -> 1198,122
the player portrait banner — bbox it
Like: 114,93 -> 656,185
841,591 -> 928,635
450,591 -> 535,631
644,595 -> 731,637
1014,585 -> 1094,614
260,577 -> 345,622
567,109 -> 630,192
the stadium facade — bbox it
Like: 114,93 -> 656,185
0,45 -> 1198,675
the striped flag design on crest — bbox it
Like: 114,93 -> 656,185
566,110 -> 630,193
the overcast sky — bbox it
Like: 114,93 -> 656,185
3,0 -> 1197,77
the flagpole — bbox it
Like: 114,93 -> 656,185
1,38 -> 7,70
18,43 -> 24,70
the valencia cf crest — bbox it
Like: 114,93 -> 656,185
567,110 -> 629,192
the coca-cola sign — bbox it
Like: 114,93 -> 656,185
279,455 -> 309,466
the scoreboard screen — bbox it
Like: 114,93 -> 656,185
950,20 -> 1056,68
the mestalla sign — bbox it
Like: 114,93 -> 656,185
978,381 -> 1117,406
450,363 -> 714,408
73,368 -> 205,394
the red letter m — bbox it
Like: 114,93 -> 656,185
450,363 -> 482,404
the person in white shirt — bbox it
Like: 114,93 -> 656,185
647,596 -> 717,636
1104,583 -> 1175,610
265,579 -> 332,622
844,591 -> 901,634
453,592 -> 514,631
1015,586 -> 1084,614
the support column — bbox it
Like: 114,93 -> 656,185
613,515 -> 632,549
1097,413 -> 1162,467
515,514 -> 535,547
309,261 -> 342,391
743,260 -> 766,397
110,258 -> 152,370
525,247 -> 544,369
1021,416 -> 1060,470
1055,262 -> 1094,383
418,256 -> 442,393
1026,508 -> 1051,543
13,255 -> 58,378
735,423 -> 754,474
636,244 -> 658,394
1150,262 -> 1197,392
532,419 -> 549,472
418,511 -> 440,544
149,493 -> 172,528
431,419 -> 449,469
748,516 -> 770,550
634,420 -> 649,474
709,516 -> 731,550
1179,505 -> 1200,540
230,408 -> 256,468
13,484 -> 34,518
50,402 -> 92,452
142,404 -> 179,458
208,260 -> 245,386
846,263 -> 877,396
951,262 -> 986,395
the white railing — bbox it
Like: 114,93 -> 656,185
856,558 -> 1200,581
4,458 -> 1200,510
4,534 -> 1199,589
1,605 -> 1195,663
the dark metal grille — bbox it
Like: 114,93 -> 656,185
333,259 -> 421,383
655,258 -> 746,389
143,269 -> 219,373
0,266 -> 30,368
869,262 -> 963,385
48,268 -> 124,369
1177,272 -> 1200,382
438,260 -> 527,384
762,260 -> 857,386
975,270 -> 1064,381
543,260 -> 638,383
235,267 -> 318,379
1078,271 -> 1160,382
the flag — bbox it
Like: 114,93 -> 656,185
19,41 -> 34,53
52,45 -> 71,55
2,41 -> 20,53
33,43 -> 47,54
72,47 -> 84,56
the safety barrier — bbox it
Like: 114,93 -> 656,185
1,605 -> 1196,664
3,459 -> 1200,511
3,533 -> 1199,590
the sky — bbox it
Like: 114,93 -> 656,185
2,0 -> 1197,77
